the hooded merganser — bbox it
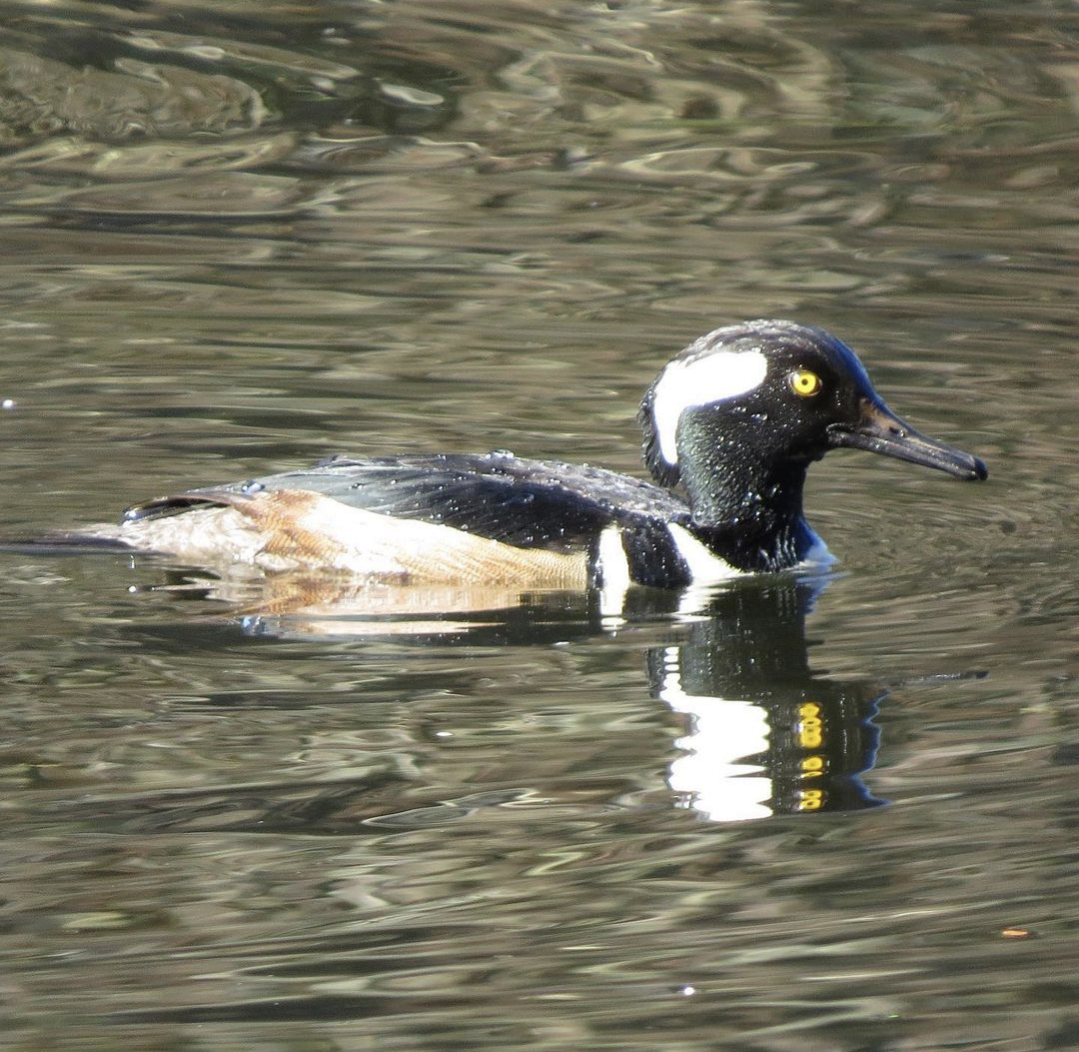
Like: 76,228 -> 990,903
44,320 -> 987,588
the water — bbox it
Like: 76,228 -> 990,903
1,1 -> 1079,1048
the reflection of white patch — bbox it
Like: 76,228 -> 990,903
597,525 -> 630,620
652,348 -> 767,465
659,646 -> 772,822
667,523 -> 741,585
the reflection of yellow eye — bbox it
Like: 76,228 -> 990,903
789,369 -> 823,397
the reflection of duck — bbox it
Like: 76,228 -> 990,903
199,573 -> 888,826
648,579 -> 886,821
31,578 -> 888,835
37,321 -> 985,608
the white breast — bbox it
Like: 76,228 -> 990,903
666,523 -> 742,585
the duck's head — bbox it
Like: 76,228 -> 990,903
640,319 -> 987,531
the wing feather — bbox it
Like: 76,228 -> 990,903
124,452 -> 689,553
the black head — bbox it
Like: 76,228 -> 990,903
639,319 -> 987,532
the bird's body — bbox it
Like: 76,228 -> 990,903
28,321 -> 988,591
105,451 -> 823,589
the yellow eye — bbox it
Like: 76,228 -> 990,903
789,368 -> 823,398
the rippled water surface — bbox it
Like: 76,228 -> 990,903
2,1 -> 1079,1049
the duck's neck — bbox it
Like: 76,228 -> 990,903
680,457 -> 816,573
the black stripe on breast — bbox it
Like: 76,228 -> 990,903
618,520 -> 693,588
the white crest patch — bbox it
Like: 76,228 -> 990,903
652,348 -> 768,465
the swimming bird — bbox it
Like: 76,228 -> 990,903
34,320 -> 987,590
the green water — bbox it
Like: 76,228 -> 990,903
1,2 -> 1077,1049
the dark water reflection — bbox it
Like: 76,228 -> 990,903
2,1 -> 1079,1049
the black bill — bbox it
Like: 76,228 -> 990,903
828,399 -> 988,481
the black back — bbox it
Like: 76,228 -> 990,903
127,451 -> 692,556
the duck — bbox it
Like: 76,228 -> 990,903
40,320 -> 987,590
